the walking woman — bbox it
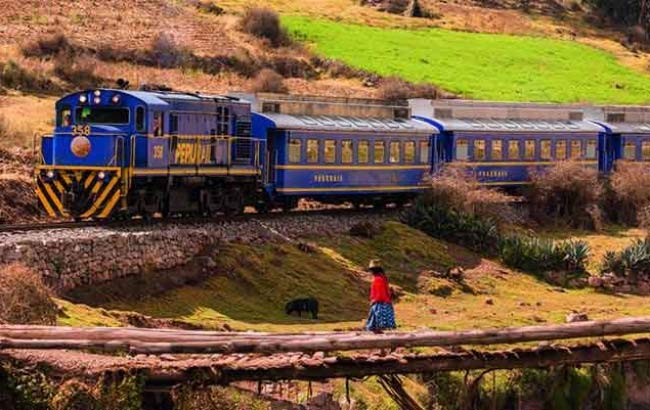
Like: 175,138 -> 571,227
365,259 -> 396,333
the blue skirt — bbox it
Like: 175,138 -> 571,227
366,302 -> 396,331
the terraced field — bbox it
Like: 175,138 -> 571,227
284,16 -> 650,103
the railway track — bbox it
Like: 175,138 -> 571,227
0,206 -> 398,235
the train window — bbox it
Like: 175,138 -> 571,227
474,139 -> 486,161
153,112 -> 163,136
136,107 -> 145,132
491,140 -> 503,160
307,139 -> 319,163
325,140 -> 336,164
57,105 -> 72,127
570,140 -> 582,159
389,141 -> 401,163
643,141 -> 650,160
524,140 -> 535,160
624,142 -> 637,160
456,139 -> 469,161
420,140 -> 430,163
556,140 -> 567,160
358,140 -> 370,163
76,107 -> 129,125
586,140 -> 597,160
374,141 -> 386,164
289,139 -> 302,163
541,140 -> 552,160
169,114 -> 179,136
508,140 -> 520,160
342,140 -> 353,164
404,141 -> 415,163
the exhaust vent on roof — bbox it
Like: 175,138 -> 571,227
569,111 -> 583,121
434,108 -> 453,119
394,108 -> 409,120
607,113 -> 626,123
262,102 -> 281,114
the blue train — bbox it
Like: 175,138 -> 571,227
34,89 -> 650,219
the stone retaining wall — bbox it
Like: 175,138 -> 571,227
0,213 -> 392,293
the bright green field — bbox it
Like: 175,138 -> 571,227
284,16 -> 650,103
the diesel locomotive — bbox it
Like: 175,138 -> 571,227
34,89 -> 650,219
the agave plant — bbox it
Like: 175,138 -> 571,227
560,240 -> 590,273
600,250 -> 623,275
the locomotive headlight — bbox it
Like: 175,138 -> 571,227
79,95 -> 87,103
111,95 -> 120,104
46,171 -> 55,179
93,97 -> 101,104
97,171 -> 106,180
94,90 -> 101,97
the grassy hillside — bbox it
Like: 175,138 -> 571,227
63,222 -> 650,333
284,16 -> 650,103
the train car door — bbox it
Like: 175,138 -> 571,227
264,130 -> 281,185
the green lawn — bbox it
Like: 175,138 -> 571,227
284,16 -> 650,103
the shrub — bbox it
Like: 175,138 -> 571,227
0,60 -> 58,94
250,68 -> 287,93
421,167 -> 519,226
150,32 -> 192,69
606,161 -> 650,226
21,32 -> 71,58
499,236 -> 589,274
526,161 -> 602,229
377,76 -> 439,101
349,221 -> 382,238
53,55 -> 102,89
240,7 -> 289,47
0,264 -> 57,325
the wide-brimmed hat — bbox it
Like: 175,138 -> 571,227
368,259 -> 382,269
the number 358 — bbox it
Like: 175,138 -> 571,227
153,146 -> 164,159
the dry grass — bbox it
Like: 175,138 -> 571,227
377,76 -> 440,100
0,264 -> 57,325
527,161 -> 602,229
0,95 -> 56,148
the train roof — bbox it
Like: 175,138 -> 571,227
57,89 -> 245,109
255,112 -> 437,134
587,105 -> 650,134
411,99 -> 604,133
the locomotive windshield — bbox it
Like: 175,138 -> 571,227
75,107 -> 129,125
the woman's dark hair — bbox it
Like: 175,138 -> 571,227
369,266 -> 385,275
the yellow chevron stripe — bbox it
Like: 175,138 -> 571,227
35,187 -> 56,217
90,180 -> 102,194
60,173 -> 72,185
81,177 -> 119,218
97,190 -> 121,219
43,182 -> 66,215
53,180 -> 65,194
83,173 -> 95,189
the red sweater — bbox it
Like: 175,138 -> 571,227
370,274 -> 392,304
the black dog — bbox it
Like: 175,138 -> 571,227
285,297 -> 319,319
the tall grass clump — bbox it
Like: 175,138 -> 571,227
250,68 -> 288,93
21,32 -> 72,58
0,60 -> 58,94
605,161 -> 650,226
0,264 -> 57,325
526,161 -> 602,229
240,7 -> 290,47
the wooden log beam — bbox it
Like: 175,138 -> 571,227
2,317 -> 650,354
142,338 -> 650,387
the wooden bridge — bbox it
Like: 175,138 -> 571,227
2,317 -> 650,408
